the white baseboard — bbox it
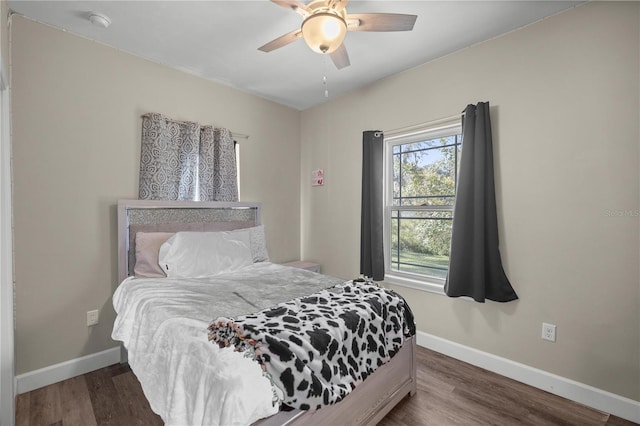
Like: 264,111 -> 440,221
15,346 -> 121,394
13,336 -> 640,423
416,331 -> 640,423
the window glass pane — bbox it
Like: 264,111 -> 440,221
392,154 -> 401,204
401,139 -> 442,152
393,134 -> 461,207
390,209 -> 453,279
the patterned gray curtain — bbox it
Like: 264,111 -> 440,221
139,113 -> 199,200
199,126 -> 238,201
138,113 -> 238,201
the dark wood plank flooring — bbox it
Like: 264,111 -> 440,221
15,346 -> 638,426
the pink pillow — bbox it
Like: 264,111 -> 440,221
134,232 -> 175,278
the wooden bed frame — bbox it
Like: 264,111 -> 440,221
117,199 -> 417,426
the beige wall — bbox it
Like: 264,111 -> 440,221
0,0 -> 12,422
11,16 -> 301,374
0,1 -> 7,75
301,2 -> 640,401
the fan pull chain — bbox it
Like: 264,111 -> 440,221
322,54 -> 330,99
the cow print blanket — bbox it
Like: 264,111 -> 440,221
208,280 -> 415,411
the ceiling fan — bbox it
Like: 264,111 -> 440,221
258,0 -> 417,70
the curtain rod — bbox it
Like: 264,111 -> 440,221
232,132 -> 249,140
140,113 -> 249,139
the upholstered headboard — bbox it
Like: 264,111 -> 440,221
117,200 -> 261,283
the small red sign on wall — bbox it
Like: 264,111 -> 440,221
312,169 -> 324,186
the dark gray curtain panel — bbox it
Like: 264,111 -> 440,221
445,103 -> 518,302
360,130 -> 385,281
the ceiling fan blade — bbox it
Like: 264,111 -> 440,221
258,29 -> 302,52
347,13 -> 417,32
330,44 -> 350,70
271,0 -> 310,17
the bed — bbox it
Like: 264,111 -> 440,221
112,199 -> 417,426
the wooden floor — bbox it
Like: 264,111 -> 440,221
15,346 -> 638,426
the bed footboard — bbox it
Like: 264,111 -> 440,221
256,335 -> 417,426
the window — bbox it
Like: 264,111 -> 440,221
234,140 -> 241,198
384,120 -> 462,292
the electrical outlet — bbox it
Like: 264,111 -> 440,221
542,322 -> 556,342
87,309 -> 99,326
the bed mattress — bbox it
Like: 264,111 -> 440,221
112,262 -> 343,426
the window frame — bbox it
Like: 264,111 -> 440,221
383,119 -> 462,294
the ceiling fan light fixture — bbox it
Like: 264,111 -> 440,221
301,11 -> 347,54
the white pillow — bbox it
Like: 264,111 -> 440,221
158,231 -> 253,278
232,225 -> 269,263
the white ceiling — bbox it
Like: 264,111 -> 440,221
8,0 -> 584,110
